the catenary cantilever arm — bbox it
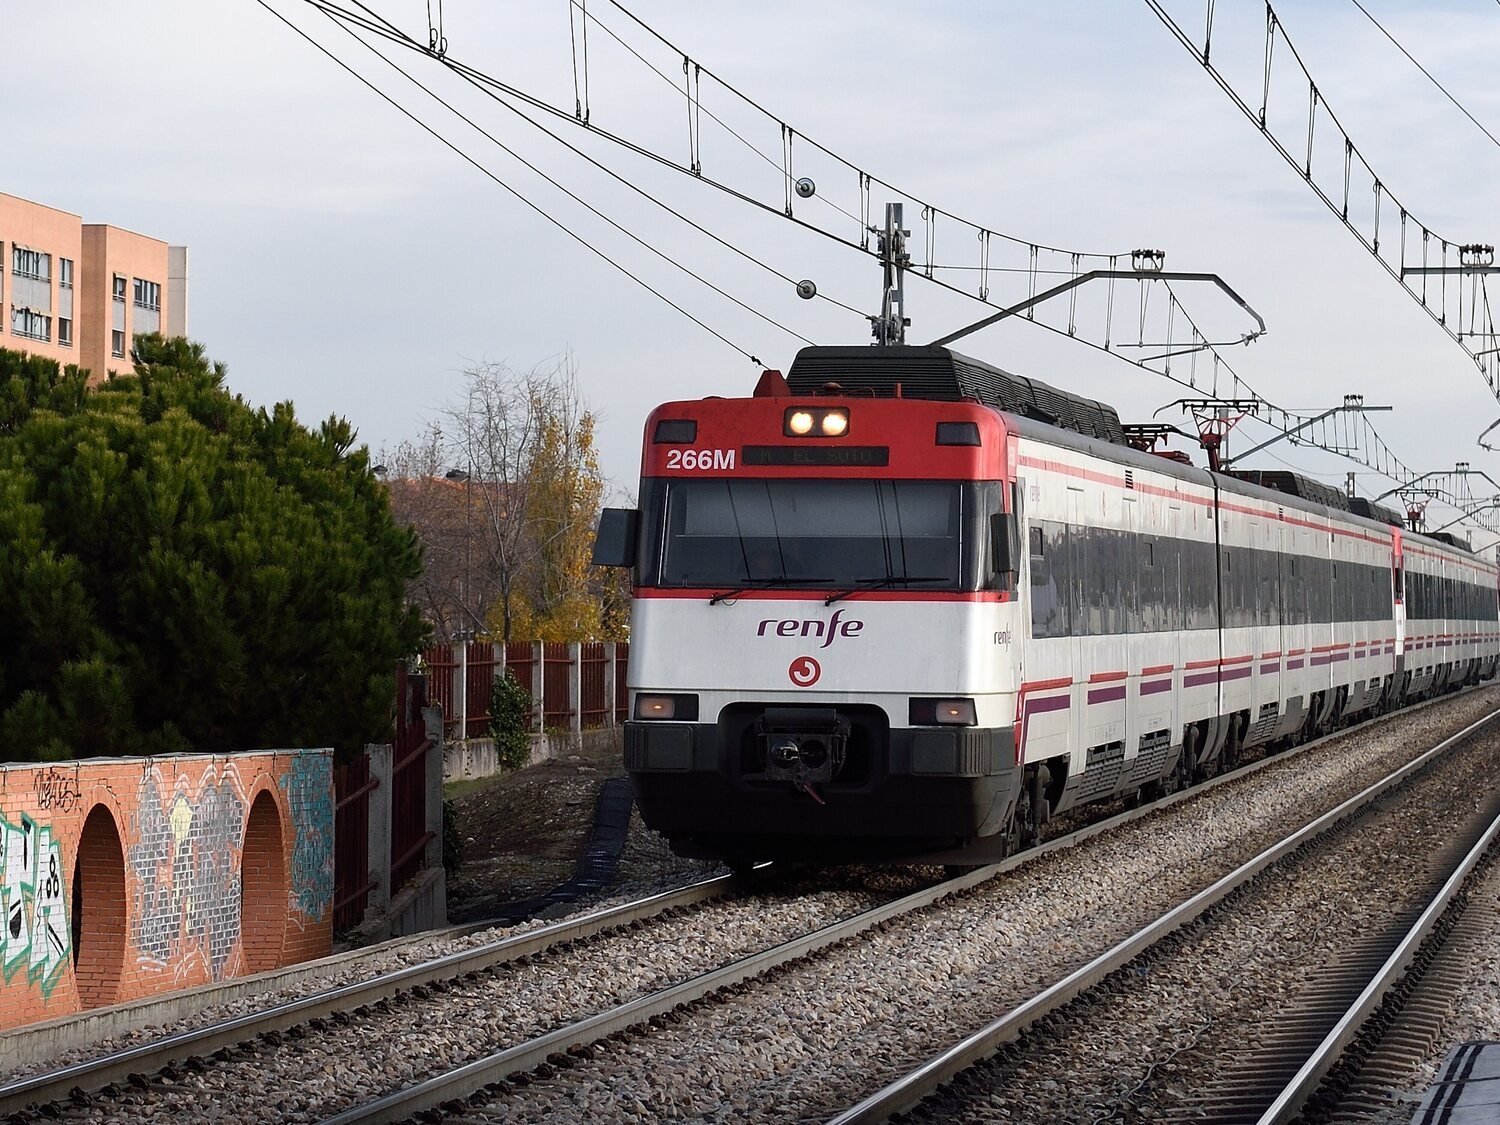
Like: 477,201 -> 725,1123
928,270 -> 1266,349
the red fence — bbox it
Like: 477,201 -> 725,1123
424,640 -> 629,738
332,755 -> 375,933
332,642 -> 631,933
389,665 -> 435,892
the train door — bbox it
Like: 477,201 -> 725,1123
1065,487 -> 1089,778
1392,529 -> 1405,668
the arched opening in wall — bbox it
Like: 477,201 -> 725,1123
241,792 -> 287,974
73,805 -> 127,1009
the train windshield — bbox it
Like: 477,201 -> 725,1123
637,478 -> 1006,592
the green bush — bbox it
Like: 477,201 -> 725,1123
441,798 -> 463,878
489,671 -> 532,771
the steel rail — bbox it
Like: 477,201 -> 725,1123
323,697 -> 1500,1125
824,706 -> 1500,1124
1257,806 -> 1500,1124
5,687 -> 1487,1120
0,873 -> 738,1116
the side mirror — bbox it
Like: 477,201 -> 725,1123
990,513 -> 1021,578
592,508 -> 639,568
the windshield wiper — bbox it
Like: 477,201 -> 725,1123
709,576 -> 833,605
824,575 -> 946,606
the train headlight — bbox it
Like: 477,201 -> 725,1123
784,407 -> 849,437
909,698 -> 978,726
634,694 -> 700,721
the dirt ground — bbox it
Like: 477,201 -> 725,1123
444,737 -> 625,921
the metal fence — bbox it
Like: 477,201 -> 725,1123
389,665 -> 435,892
422,639 -> 629,738
331,642 -> 630,934
332,755 -> 375,933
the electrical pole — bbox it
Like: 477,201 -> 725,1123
870,203 -> 910,347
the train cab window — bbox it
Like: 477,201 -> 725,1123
638,477 -> 973,592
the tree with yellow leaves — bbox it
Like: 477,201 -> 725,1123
383,355 -> 622,642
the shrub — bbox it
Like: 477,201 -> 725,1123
441,798 -> 463,878
489,671 -> 532,770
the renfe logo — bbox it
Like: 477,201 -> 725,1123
789,656 -> 821,687
757,609 -> 864,649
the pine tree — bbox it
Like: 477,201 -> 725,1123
0,338 -> 427,761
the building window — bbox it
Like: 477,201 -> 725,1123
11,247 -> 50,282
58,317 -> 72,347
113,275 -> 126,302
59,258 -> 73,289
11,306 -> 52,342
111,329 -> 125,358
133,278 -> 160,311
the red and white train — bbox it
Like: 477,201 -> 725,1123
593,345 -> 1500,866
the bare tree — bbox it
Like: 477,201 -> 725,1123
382,355 -> 605,642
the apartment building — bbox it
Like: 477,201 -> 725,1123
0,192 -> 187,382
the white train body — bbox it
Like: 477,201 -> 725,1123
600,347 -> 1499,865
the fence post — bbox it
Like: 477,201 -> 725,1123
531,640 -> 545,732
604,643 -> 617,726
366,742 -> 393,917
455,637 -> 468,741
568,641 -> 582,745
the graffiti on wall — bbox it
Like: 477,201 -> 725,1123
1,812 -> 70,997
128,767 -> 245,982
34,770 -> 82,815
278,754 -> 333,921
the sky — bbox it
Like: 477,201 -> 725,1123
8,0 -> 1500,540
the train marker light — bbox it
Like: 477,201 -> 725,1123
936,421 -> 981,446
909,698 -> 978,726
654,419 -> 698,443
820,411 -> 849,436
634,694 -> 700,721
788,410 -> 815,435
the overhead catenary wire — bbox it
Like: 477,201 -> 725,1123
325,8 -> 863,333
312,0 -> 870,319
1347,0 -> 1500,153
307,0 -> 1276,417
284,1 -> 1472,526
255,0 -> 772,366
1142,0 -> 1500,404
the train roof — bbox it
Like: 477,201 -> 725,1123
782,346 -> 1486,563
786,345 -> 1129,447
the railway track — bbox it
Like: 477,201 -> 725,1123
836,708 -> 1500,1125
2,688 -> 1494,1124
318,695 -> 1500,1123
0,874 -> 744,1117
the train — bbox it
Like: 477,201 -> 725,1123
592,345 -> 1500,867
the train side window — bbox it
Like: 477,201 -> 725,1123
1029,520 -> 1069,639
1163,538 -> 1184,631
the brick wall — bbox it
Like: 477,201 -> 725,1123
0,750 -> 333,1032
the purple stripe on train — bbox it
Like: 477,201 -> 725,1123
1087,685 -> 1127,705
1141,679 -> 1173,695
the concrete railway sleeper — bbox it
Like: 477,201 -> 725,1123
832,709 -> 1500,1125
1,689 -> 1494,1124
307,697 -> 1498,1123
